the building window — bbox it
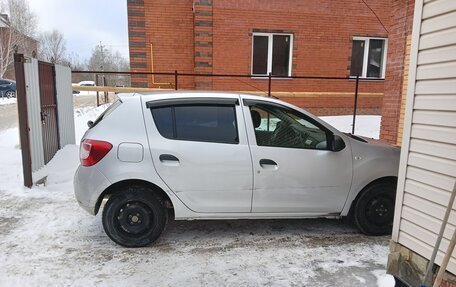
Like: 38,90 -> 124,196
350,37 -> 387,79
252,33 -> 293,77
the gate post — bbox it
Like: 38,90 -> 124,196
14,54 -> 33,188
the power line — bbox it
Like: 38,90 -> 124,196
361,0 -> 389,33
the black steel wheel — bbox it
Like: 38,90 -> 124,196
102,186 -> 168,247
4,90 -> 15,98
354,180 -> 397,235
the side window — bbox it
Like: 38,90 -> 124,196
250,104 -> 328,150
151,105 -> 239,144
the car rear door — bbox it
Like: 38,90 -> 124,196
143,96 -> 254,213
242,98 -> 353,214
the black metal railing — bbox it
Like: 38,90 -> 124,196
72,70 -> 384,134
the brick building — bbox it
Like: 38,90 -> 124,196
0,14 -> 38,80
127,0 -> 414,144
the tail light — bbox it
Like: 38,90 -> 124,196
80,139 -> 113,166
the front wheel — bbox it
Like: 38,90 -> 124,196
5,90 -> 15,98
354,181 -> 397,235
102,186 -> 168,247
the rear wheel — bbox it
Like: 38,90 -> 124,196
354,181 -> 396,235
102,186 -> 168,247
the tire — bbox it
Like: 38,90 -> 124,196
5,90 -> 15,98
354,180 -> 397,235
102,186 -> 168,247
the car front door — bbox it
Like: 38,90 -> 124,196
243,99 -> 353,214
144,97 -> 253,213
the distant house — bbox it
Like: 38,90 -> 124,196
0,14 -> 37,80
127,0 -> 414,144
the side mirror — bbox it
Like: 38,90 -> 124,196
87,120 -> 94,128
331,135 -> 346,152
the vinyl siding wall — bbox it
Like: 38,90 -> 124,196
392,0 -> 456,274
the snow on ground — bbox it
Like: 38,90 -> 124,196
0,97 -> 16,106
0,108 -> 393,287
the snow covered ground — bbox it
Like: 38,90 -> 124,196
0,97 -> 16,106
0,107 -> 393,287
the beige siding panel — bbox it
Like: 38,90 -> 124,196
421,10 -> 456,34
414,95 -> 456,111
416,61 -> 456,80
406,166 -> 456,191
405,179 -> 455,207
415,79 -> 456,94
402,206 -> 455,240
408,152 -> 456,177
422,0 -> 456,19
396,0 -> 456,275
418,45 -> 456,65
411,124 -> 456,143
398,231 -> 456,272
403,193 -> 456,225
412,110 -> 456,127
401,219 -> 453,252
419,27 -> 456,50
400,219 -> 456,261
410,139 -> 456,160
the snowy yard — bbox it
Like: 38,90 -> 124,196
0,97 -> 16,106
0,106 -> 393,287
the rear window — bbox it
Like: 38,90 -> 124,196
151,105 -> 239,144
90,100 -> 122,128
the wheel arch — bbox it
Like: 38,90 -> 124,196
94,179 -> 174,215
346,176 -> 398,222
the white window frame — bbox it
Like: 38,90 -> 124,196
351,36 -> 388,79
251,32 -> 293,77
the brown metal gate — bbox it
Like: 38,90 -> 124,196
38,61 -> 60,164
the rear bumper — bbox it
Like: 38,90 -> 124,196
74,165 -> 111,215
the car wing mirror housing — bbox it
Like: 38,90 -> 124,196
331,135 -> 346,152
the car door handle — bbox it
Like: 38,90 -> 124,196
159,154 -> 179,162
259,159 -> 277,166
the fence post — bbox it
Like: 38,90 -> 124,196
174,70 -> 178,90
14,54 -> 33,188
268,72 -> 272,97
95,74 -> 100,107
352,75 -> 360,134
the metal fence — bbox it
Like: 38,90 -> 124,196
73,70 -> 384,135
15,54 -> 75,187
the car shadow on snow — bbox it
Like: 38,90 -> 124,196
153,217 -> 389,249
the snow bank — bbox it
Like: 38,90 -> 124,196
373,270 -> 395,287
0,97 -> 16,106
320,115 -> 381,139
74,104 -> 109,142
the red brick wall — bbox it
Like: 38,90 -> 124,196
128,0 -> 406,116
379,0 -> 414,144
128,0 -> 195,89
211,0 -> 388,93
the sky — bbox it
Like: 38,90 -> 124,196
28,0 -> 129,62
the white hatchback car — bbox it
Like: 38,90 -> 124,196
74,92 -> 399,247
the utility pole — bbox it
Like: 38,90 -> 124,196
99,41 -> 108,103
99,41 -> 105,71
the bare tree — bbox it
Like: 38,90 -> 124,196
39,30 -> 67,64
0,0 -> 37,78
87,44 -> 130,86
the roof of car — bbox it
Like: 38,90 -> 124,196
136,90 -> 273,102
